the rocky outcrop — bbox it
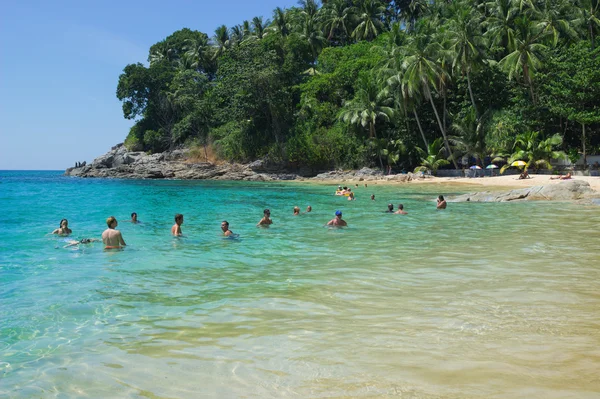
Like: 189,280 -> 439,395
450,180 -> 598,202
313,168 -> 429,182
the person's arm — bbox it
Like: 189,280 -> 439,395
118,232 -> 126,246
51,229 -> 59,234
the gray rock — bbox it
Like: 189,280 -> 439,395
451,180 -> 596,202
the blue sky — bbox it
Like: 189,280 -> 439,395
0,0 -> 299,170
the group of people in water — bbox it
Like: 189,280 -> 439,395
51,187 -> 448,249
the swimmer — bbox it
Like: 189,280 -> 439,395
293,206 -> 300,215
52,219 -> 72,236
305,205 -> 312,213
221,220 -> 234,236
371,194 -> 375,201
257,209 -> 273,226
63,238 -> 100,248
171,214 -> 184,236
326,210 -> 347,227
130,212 -> 139,223
437,195 -> 447,209
394,204 -> 408,215
102,216 -> 126,249
347,189 -> 355,200
386,203 -> 394,213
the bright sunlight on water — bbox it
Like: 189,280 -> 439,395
1,171 -> 599,398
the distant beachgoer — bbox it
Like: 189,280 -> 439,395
293,206 -> 300,215
64,238 -> 100,248
437,195 -> 447,209
551,172 -> 572,180
52,219 -> 72,236
519,170 -> 530,179
102,216 -> 126,249
395,204 -> 408,215
257,209 -> 272,226
305,205 -> 312,213
386,203 -> 394,213
326,210 -> 347,227
130,212 -> 138,223
347,189 -> 355,200
171,214 -> 184,236
370,194 -> 375,201
221,220 -> 234,237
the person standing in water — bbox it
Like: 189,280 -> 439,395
52,219 -> 72,235
171,214 -> 184,236
102,216 -> 126,249
130,212 -> 139,223
305,205 -> 312,213
326,210 -> 347,227
386,204 -> 394,213
293,206 -> 300,215
437,195 -> 447,209
394,204 -> 408,215
257,209 -> 273,226
221,221 -> 234,236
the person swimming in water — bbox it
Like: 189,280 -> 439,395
102,216 -> 126,249
394,204 -> 408,215
305,205 -> 312,213
437,195 -> 447,209
221,220 -> 234,236
386,203 -> 394,213
257,209 -> 273,226
326,210 -> 347,227
130,212 -> 139,223
293,206 -> 300,215
171,214 -> 184,236
52,219 -> 72,236
63,238 -> 100,248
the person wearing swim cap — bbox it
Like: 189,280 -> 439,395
102,216 -> 126,249
326,210 -> 347,227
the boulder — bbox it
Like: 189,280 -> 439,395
451,180 -> 596,202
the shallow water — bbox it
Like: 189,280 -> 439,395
1,171 -> 599,398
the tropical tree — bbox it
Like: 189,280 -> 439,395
577,0 -> 600,48
351,0 -> 386,41
449,109 -> 490,167
213,25 -> 231,60
499,131 -> 567,173
251,16 -> 269,40
339,75 -> 394,170
184,34 -> 212,72
269,7 -> 291,37
322,0 -> 352,43
414,137 -> 450,175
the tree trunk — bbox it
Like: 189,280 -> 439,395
427,89 -> 458,169
524,62 -> 536,105
582,122 -> 587,168
466,70 -> 479,118
372,123 -> 385,171
412,108 -> 428,148
590,21 -> 595,50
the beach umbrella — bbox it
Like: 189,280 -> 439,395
469,165 -> 482,169
511,160 -> 527,167
486,164 -> 498,169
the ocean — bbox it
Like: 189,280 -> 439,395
1,170 -> 599,398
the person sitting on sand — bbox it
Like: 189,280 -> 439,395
102,216 -> 126,249
326,210 -> 347,227
394,204 -> 408,215
64,238 -> 100,248
437,195 -> 447,209
52,219 -> 72,236
518,170 -> 530,179
551,172 -> 572,180
386,203 -> 394,213
257,209 -> 272,226
293,206 -> 300,215
171,214 -> 184,236
221,220 -> 234,237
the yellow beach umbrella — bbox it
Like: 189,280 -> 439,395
511,161 -> 527,167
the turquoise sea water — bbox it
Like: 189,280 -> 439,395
1,170 -> 599,398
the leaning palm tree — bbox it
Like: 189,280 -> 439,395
351,0 -> 386,41
339,75 -> 394,170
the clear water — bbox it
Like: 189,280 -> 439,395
1,171 -> 599,398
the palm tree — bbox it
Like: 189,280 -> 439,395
533,0 -> 579,46
402,29 -> 458,169
483,0 -> 519,57
448,3 -> 487,118
183,36 -> 211,72
321,0 -> 351,43
298,12 -> 327,61
213,25 -> 231,60
351,0 -> 386,41
449,109 -> 490,167
577,0 -> 600,48
499,14 -> 549,104
149,43 -> 175,66
499,131 -> 567,173
339,75 -> 394,170
230,25 -> 245,45
400,0 -> 429,32
414,138 -> 450,175
269,7 -> 291,37
251,16 -> 269,39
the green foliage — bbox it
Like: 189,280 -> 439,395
414,138 -> 450,175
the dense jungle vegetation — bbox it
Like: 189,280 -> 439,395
116,0 -> 600,172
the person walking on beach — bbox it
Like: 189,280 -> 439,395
326,210 -> 347,227
102,216 -> 126,249
221,221 -> 234,236
171,214 -> 184,236
52,219 -> 72,236
394,204 -> 408,215
437,195 -> 447,209
257,209 -> 273,226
